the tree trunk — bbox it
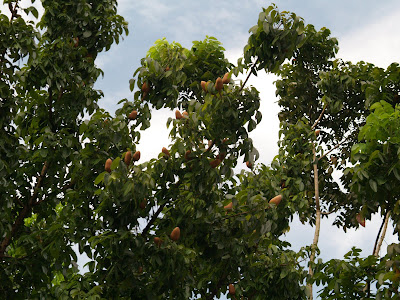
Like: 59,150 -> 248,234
307,143 -> 321,300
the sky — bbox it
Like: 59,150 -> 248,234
2,0 -> 400,298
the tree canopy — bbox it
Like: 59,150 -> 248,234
1,1 -> 399,299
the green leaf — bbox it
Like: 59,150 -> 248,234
83,31 -> 92,38
94,172 -> 106,185
369,179 -> 377,192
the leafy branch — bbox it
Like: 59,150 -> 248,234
0,161 -> 49,257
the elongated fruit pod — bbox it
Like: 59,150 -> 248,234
140,200 -> 146,209
133,151 -> 141,162
215,77 -> 223,91
154,237 -> 162,247
124,151 -> 132,166
105,158 -> 112,173
175,110 -> 183,120
142,81 -> 150,93
128,110 -> 137,120
224,202 -> 233,211
222,72 -> 231,84
269,195 -> 282,206
216,152 -> 226,161
201,81 -> 207,92
185,150 -> 192,161
162,147 -> 170,157
170,227 -> 180,241
210,158 -> 221,168
229,284 -> 236,295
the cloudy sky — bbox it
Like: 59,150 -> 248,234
3,0 -> 400,298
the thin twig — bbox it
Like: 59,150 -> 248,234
141,202 -> 167,237
238,58 -> 259,93
319,135 -> 350,161
321,209 -> 337,216
311,103 -> 327,130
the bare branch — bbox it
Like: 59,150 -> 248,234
319,135 -> 350,161
308,143 -> 321,300
374,210 -> 391,257
142,202 -> 167,237
321,209 -> 337,216
238,58 -> 259,93
311,103 -> 327,130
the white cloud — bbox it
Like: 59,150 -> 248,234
338,7 -> 400,68
119,0 -> 174,23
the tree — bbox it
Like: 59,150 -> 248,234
1,1 -> 399,299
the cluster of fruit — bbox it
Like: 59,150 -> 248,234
104,150 -> 141,173
200,72 -> 231,93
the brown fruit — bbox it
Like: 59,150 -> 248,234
222,72 -> 231,84
185,150 -> 192,161
128,110 -> 137,120
138,266 -> 143,274
124,151 -> 132,166
175,110 -> 183,120
170,227 -> 180,241
73,37 -> 79,47
228,283 -> 236,295
165,66 -> 170,71
139,200 -> 146,210
216,152 -> 226,161
330,155 -> 338,167
142,91 -> 148,101
215,77 -> 223,91
201,81 -> 207,92
142,82 -> 150,93
210,158 -> 221,168
315,129 -> 321,136
246,161 -> 252,169
182,111 -> 189,118
162,147 -> 170,157
154,237 -> 163,247
356,214 -> 365,227
105,158 -> 112,173
269,195 -> 283,206
280,179 -> 287,189
224,202 -> 233,211
133,151 -> 141,162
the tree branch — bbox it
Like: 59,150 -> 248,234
141,202 -> 167,237
238,58 -> 259,93
374,210 -> 391,257
319,135 -> 350,161
308,143 -> 321,300
311,103 -> 327,130
321,209 -> 337,216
